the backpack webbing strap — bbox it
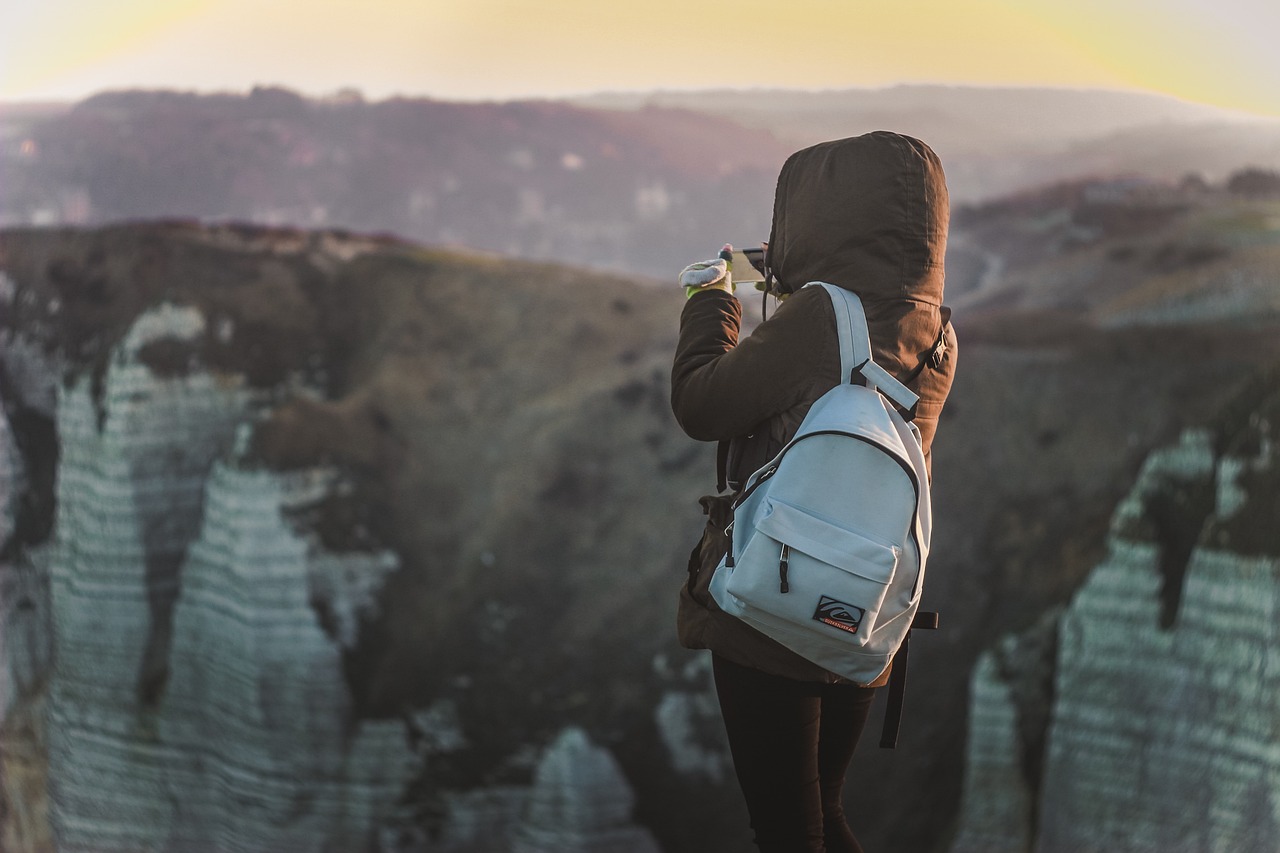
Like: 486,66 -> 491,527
901,309 -> 952,386
879,610 -> 939,749
715,440 -> 731,493
808,282 -> 869,382
807,283 -> 920,416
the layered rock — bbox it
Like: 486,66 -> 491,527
1,224 -> 692,851
154,461 -> 410,852
43,304 -> 254,850
1037,424 -> 1280,852
0,526 -> 54,853
652,653 -> 728,782
415,727 -> 659,853
949,652 -> 1035,853
2,288 -> 60,853
951,379 -> 1280,852
514,727 -> 661,853
4,301 -> 414,851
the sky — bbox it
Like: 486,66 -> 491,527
2,0 -> 1279,116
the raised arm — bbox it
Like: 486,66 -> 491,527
671,287 -> 832,442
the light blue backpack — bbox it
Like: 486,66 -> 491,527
709,283 -> 936,741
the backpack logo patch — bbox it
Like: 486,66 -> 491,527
813,596 -> 865,635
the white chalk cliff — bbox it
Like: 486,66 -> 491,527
12,303 -> 411,851
952,409 -> 1280,852
515,727 -> 662,853
1,253 -> 665,852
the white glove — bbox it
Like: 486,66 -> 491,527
679,244 -> 735,298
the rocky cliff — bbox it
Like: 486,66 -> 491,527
3,180 -> 1279,852
0,224 -> 682,851
866,184 -> 1280,852
951,366 -> 1280,852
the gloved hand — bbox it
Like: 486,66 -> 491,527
679,244 -> 735,299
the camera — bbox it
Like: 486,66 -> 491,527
730,246 -> 767,284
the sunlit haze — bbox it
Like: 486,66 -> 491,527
2,0 -> 1279,116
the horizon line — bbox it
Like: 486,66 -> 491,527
2,81 -> 1277,122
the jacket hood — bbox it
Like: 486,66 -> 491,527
766,132 -> 949,306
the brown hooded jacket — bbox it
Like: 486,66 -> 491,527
671,132 -> 958,684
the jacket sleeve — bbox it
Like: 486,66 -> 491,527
671,288 -> 830,442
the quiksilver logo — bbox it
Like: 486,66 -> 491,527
813,596 -> 865,635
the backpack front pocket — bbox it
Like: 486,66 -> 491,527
723,499 -> 901,642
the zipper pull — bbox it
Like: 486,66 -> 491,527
779,544 -> 790,593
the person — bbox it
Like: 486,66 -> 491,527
670,131 -> 958,852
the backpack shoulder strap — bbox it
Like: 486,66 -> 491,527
810,281 -> 869,383
804,282 -> 920,416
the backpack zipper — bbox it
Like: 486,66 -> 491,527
779,543 -> 791,593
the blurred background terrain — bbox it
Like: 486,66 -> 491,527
3,81 -> 1280,853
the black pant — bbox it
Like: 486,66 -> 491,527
713,654 -> 877,853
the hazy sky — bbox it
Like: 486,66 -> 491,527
3,0 -> 1279,116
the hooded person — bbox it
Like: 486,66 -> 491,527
670,131 -> 957,853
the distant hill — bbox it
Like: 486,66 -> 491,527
0,87 -> 792,279
4,85 -> 1280,282
576,85 -> 1259,147
576,85 -> 1280,201
947,177 -> 1280,326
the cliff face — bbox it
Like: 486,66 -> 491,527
15,297 -> 414,851
870,184 -> 1280,852
3,186 -> 1279,852
951,369 -> 1280,852
0,225 -> 680,851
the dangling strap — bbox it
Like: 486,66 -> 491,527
805,283 -> 920,417
715,440 -> 730,493
879,610 -> 940,749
